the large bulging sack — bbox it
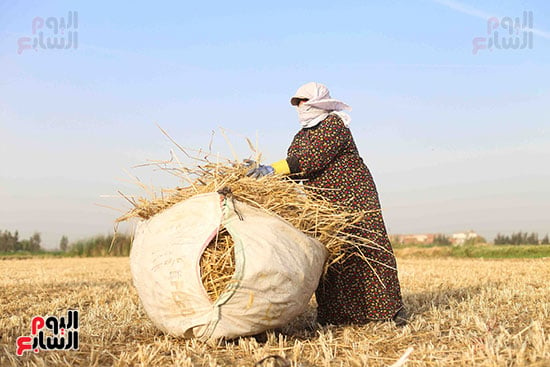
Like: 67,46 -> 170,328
130,192 -> 327,340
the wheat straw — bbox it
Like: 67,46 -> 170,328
117,141 -> 387,301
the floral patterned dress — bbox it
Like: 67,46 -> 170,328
286,113 -> 404,324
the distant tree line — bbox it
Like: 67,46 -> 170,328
67,234 -> 131,257
0,229 -> 132,256
494,232 -> 549,245
0,230 -> 42,252
433,234 -> 452,246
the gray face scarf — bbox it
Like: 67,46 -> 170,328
291,82 -> 352,128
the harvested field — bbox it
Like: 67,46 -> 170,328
1,257 -> 549,366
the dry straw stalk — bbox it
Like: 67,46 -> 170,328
116,133 -> 388,300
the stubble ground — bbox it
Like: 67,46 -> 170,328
1,257 -> 548,366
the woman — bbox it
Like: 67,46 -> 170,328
248,82 -> 406,326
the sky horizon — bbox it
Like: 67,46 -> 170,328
1,1 -> 549,249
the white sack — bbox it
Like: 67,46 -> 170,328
130,192 -> 327,340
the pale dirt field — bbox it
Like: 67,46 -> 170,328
1,257 -> 549,366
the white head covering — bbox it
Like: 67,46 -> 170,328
290,82 -> 352,128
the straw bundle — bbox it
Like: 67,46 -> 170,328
117,163 -> 368,255
117,137 -> 383,301
200,227 -> 236,302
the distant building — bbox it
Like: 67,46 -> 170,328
393,233 -> 436,245
450,230 -> 479,246
392,230 -> 481,246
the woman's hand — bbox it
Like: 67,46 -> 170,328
246,164 -> 275,179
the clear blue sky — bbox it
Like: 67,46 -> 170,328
1,0 -> 549,248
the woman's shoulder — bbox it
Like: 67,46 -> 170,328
304,113 -> 345,132
318,113 -> 347,132
325,113 -> 344,124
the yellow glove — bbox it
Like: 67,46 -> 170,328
271,159 -> 291,175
